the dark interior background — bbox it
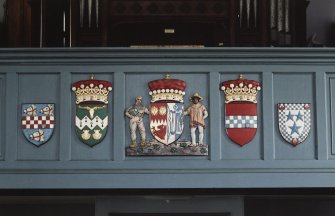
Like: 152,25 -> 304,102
0,0 -> 335,47
245,197 -> 335,216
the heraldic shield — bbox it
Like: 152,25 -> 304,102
150,103 -> 184,145
148,75 -> 186,145
221,75 -> 261,146
278,103 -> 311,146
72,75 -> 112,147
22,103 -> 54,147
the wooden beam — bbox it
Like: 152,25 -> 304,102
7,0 -> 23,47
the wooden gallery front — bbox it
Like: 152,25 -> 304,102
1,0 -> 335,216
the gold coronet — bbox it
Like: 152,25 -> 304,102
221,81 -> 261,103
72,83 -> 112,104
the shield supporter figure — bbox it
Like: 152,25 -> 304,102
126,75 -> 209,156
22,104 -> 55,147
72,75 -> 112,147
221,75 -> 261,146
278,103 -> 311,146
148,75 -> 186,145
125,96 -> 150,148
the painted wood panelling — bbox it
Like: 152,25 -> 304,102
329,75 -> 335,157
0,75 -> 4,160
273,73 -> 316,160
70,73 -> 115,161
0,48 -> 334,189
220,73 -> 262,160
17,73 -> 60,161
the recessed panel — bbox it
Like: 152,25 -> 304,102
220,73 -> 263,160
328,76 -> 335,156
71,73 -> 114,161
0,75 -> 4,160
17,73 -> 60,161
273,73 -> 315,160
125,73 -> 209,156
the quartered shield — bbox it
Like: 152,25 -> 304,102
278,103 -> 311,145
21,104 -> 55,147
150,102 -> 184,145
75,103 -> 108,147
225,102 -> 258,146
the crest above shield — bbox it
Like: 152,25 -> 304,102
72,75 -> 112,147
221,75 -> 261,146
148,74 -> 187,103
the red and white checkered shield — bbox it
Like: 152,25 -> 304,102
221,75 -> 261,146
22,104 -> 55,146
225,102 -> 257,146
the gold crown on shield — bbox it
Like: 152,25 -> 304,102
148,74 -> 186,103
72,74 -> 112,104
221,74 -> 261,103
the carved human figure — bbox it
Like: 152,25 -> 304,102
125,96 -> 149,148
184,93 -> 208,146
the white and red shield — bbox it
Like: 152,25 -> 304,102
22,103 -> 55,147
150,102 -> 184,145
225,102 -> 258,146
278,103 -> 311,146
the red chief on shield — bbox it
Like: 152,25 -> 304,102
221,75 -> 261,146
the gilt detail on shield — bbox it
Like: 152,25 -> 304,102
278,103 -> 311,146
21,103 -> 55,147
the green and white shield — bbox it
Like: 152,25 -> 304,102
75,103 -> 108,147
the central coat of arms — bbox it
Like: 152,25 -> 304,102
125,75 -> 209,156
221,75 -> 261,146
148,75 -> 186,145
72,75 -> 112,147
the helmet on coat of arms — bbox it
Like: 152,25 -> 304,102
72,74 -> 113,104
148,74 -> 186,103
